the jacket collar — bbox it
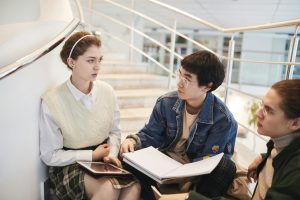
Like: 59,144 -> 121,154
172,92 -> 214,124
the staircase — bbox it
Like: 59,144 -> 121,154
99,61 -> 170,141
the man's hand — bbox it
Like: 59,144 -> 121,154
92,144 -> 110,161
104,156 -> 122,168
247,155 -> 263,183
119,138 -> 137,155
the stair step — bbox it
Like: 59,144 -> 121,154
121,131 -> 138,142
116,88 -> 168,108
233,141 -> 258,169
120,107 -> 152,119
101,62 -> 148,74
120,107 -> 152,132
99,73 -> 168,89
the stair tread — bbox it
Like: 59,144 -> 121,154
102,61 -> 147,66
120,107 -> 152,119
99,73 -> 167,79
234,141 -> 259,169
116,88 -> 168,97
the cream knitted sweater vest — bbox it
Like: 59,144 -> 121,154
42,80 -> 116,149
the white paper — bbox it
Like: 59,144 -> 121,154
123,146 -> 224,181
123,146 -> 181,178
164,153 -> 224,178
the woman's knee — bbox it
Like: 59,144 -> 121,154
84,174 -> 119,199
119,182 -> 141,200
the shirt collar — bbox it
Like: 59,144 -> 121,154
173,92 -> 214,124
66,78 -> 97,102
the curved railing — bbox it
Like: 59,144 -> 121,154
0,19 -> 80,80
0,0 -> 86,80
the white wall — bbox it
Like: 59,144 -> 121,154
0,0 -> 40,25
0,48 -> 70,200
0,0 -> 73,199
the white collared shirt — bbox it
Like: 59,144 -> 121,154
39,79 -> 121,166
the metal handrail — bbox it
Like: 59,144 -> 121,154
102,0 -> 300,66
0,18 -> 80,80
148,0 -> 300,33
75,0 -> 85,23
98,28 -> 172,74
103,0 -> 214,54
0,0 -> 84,81
82,6 -> 183,60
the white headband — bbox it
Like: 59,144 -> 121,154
68,34 -> 94,59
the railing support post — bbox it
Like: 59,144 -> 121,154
129,0 -> 135,64
224,34 -> 235,104
168,19 -> 177,89
88,0 -> 93,24
285,25 -> 299,80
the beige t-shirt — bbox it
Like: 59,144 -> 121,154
252,148 -> 278,200
167,104 -> 199,164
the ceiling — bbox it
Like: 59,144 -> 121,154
141,0 -> 300,28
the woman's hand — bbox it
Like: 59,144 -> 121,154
92,144 -> 110,161
247,155 -> 262,183
104,156 -> 122,168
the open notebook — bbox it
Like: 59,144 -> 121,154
123,146 -> 223,184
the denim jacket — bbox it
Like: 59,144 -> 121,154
130,91 -> 237,161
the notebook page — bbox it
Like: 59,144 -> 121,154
123,146 -> 182,178
164,153 -> 224,178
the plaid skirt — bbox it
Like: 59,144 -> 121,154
49,163 -> 137,200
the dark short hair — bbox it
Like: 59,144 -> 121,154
272,79 -> 300,119
181,50 -> 225,92
60,31 -> 101,70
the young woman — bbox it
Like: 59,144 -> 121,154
39,31 -> 140,200
156,79 -> 300,200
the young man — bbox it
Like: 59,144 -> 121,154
120,50 -> 237,200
